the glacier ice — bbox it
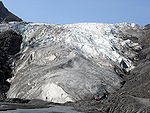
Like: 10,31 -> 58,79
0,22 -> 143,103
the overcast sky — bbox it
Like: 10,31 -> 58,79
2,0 -> 150,26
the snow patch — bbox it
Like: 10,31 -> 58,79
41,83 -> 74,103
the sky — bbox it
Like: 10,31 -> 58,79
2,0 -> 150,26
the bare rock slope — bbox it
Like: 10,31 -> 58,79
0,1 -> 22,23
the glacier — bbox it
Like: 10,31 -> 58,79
0,22 -> 143,103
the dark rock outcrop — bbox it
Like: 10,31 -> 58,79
0,30 -> 22,55
0,1 -> 22,23
145,24 -> 150,29
0,30 -> 22,100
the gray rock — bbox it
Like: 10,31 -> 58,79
0,1 -> 22,23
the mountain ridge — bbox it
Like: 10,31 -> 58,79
0,1 -> 22,23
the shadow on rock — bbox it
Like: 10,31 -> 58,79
0,30 -> 22,100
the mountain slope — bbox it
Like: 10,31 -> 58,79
0,1 -> 22,23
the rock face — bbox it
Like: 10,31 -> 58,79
0,22 -> 142,103
0,1 -> 22,23
0,30 -> 22,100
